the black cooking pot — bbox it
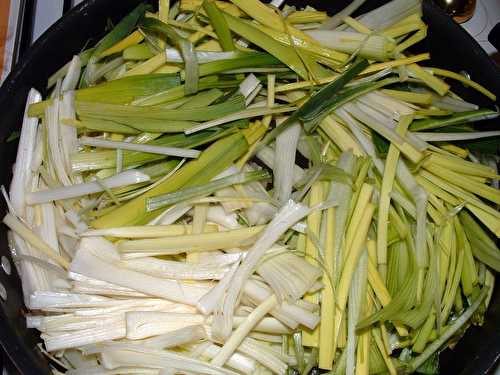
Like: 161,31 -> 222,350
0,1 -> 499,374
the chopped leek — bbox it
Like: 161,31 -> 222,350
6,1 -> 500,374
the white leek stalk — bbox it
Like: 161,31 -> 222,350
213,201 -> 310,340
166,49 -> 244,63
122,257 -> 228,280
29,291 -> 109,310
274,121 -> 301,203
243,279 -> 319,330
257,251 -> 322,301
197,259 -> 241,315
131,325 -> 207,350
69,238 -> 211,305
99,346 -> 238,375
42,317 -> 126,351
126,311 -> 205,339
9,88 -> 42,217
238,74 -> 261,99
61,55 -> 82,92
46,93 -> 73,186
256,145 -> 305,186
307,31 -> 396,60
189,342 -> 257,374
59,91 -> 78,178
211,295 -> 277,367
26,170 -> 150,204
238,337 -> 288,375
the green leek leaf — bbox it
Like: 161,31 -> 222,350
410,109 -> 499,131
223,13 -> 309,79
139,17 -> 199,94
262,59 -> 370,143
203,0 -> 235,51
147,170 -> 270,211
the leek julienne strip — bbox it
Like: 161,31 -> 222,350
407,287 -> 488,373
81,223 -> 218,238
117,225 -> 265,255
320,0 -> 367,29
377,116 -> 409,281
184,105 -> 296,134
410,108 -> 499,131
274,122 -> 301,204
100,30 -> 144,58
146,170 -> 270,211
318,206 -> 335,369
427,67 -> 497,101
78,136 -> 201,158
212,295 -> 278,366
9,88 -> 42,218
222,13 -> 309,79
306,31 -> 396,61
334,201 -> 375,353
302,182 -> 324,348
415,131 -> 500,142
203,0 -> 235,51
273,53 -> 428,93
3,214 -> 69,269
26,170 -> 150,205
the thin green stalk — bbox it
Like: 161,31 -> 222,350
292,332 -> 305,373
84,3 -> 150,85
460,211 -> 500,272
357,236 -> 418,330
203,0 -> 235,51
406,287 -> 488,373
410,109 -> 499,131
147,170 -> 270,211
223,12 -> 309,79
261,59 -> 369,144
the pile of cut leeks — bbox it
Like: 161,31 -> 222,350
3,0 -> 500,373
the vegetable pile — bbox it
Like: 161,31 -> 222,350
3,0 -> 499,374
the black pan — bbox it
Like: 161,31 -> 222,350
0,1 -> 498,374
